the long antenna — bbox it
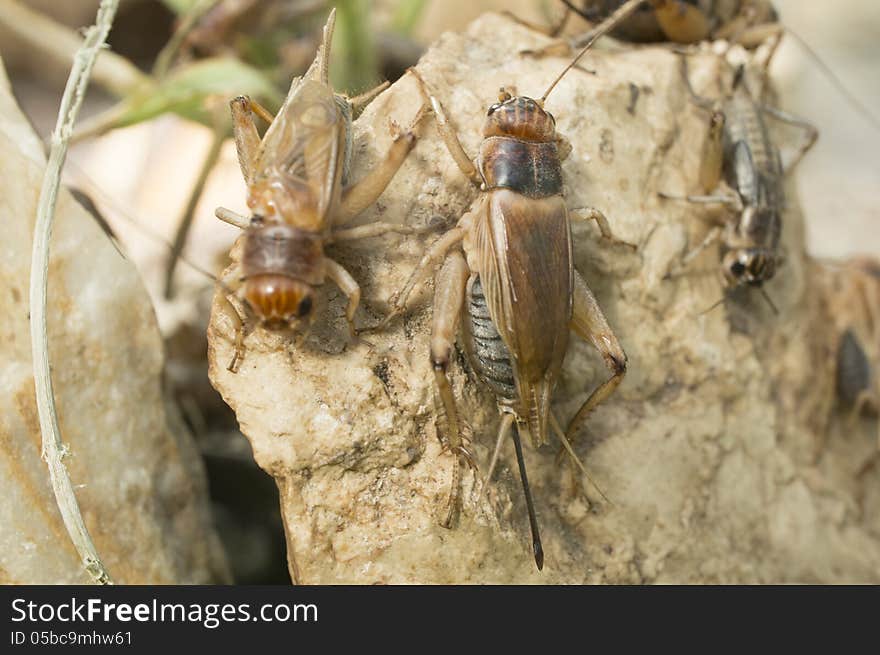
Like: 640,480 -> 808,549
540,0 -> 647,103
784,27 -> 880,134
759,286 -> 779,315
511,423 -> 544,570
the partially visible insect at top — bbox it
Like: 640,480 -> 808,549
381,15 -> 637,569
214,8 -> 427,372
556,0 -> 781,48
659,55 -> 816,312
532,0 -> 880,133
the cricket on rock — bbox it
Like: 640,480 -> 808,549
214,9 -> 427,372
381,13 -> 640,569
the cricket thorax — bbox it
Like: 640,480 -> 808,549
479,138 -> 563,198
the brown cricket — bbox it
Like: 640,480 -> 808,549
214,9 -> 425,371
383,22 -> 636,569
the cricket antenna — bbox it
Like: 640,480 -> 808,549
540,0 -> 647,104
511,423 -> 544,570
759,286 -> 779,315
699,294 -> 727,315
783,27 -> 880,134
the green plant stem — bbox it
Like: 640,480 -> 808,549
29,0 -> 120,586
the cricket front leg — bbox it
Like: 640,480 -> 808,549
569,207 -> 637,250
429,250 -> 472,527
324,257 -> 361,339
566,270 -> 627,443
217,268 -> 252,372
409,68 -> 481,186
376,226 -> 466,330
665,224 -> 723,280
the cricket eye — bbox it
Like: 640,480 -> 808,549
296,296 -> 313,318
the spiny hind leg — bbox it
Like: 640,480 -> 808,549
230,95 -> 274,185
566,270 -> 627,443
408,68 -> 481,186
336,110 -> 425,225
430,250 -> 473,527
761,105 -> 818,175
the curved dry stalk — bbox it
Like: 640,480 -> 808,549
29,0 -> 120,586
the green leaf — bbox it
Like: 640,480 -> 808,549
160,0 -> 202,16
113,57 -> 282,128
391,0 -> 427,36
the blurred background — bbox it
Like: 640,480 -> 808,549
0,0 -> 877,583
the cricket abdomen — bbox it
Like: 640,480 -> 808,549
462,275 -> 517,402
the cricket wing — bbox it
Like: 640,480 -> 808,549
255,79 -> 346,227
475,190 -> 573,446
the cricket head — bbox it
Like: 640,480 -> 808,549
483,89 -> 557,142
721,247 -> 778,288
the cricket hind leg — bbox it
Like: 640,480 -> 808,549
230,95 -> 275,186
335,110 -> 425,225
565,270 -> 627,443
429,250 -> 475,528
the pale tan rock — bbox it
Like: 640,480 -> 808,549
0,59 -> 230,584
207,14 -> 880,583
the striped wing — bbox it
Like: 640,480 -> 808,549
473,189 -> 573,446
254,78 -> 346,229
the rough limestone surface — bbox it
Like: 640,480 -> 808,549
0,59 -> 230,584
208,14 -> 880,583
